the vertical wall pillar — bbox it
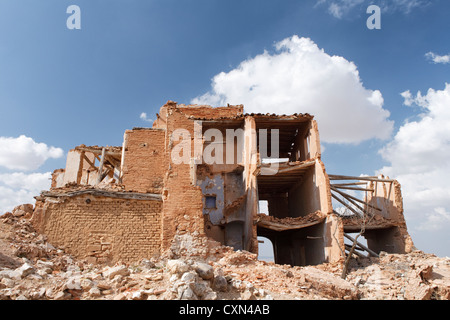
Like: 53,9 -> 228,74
62,150 -> 83,185
243,116 -> 259,253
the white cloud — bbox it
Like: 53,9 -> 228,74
140,112 -> 153,123
327,0 -> 364,18
417,207 -> 450,231
400,90 -> 428,108
192,35 -> 393,144
0,172 -> 52,213
318,0 -> 428,18
0,136 -> 63,213
379,83 -> 450,233
0,135 -> 63,171
425,52 -> 450,65
383,0 -> 426,14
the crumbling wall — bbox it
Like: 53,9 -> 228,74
243,116 -> 259,253
160,101 -> 249,252
121,128 -> 167,194
364,179 -> 415,254
51,169 -> 65,188
160,105 -> 206,251
62,150 -> 84,185
31,193 -> 162,264
177,103 -> 243,119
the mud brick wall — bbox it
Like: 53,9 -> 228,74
121,128 -> 167,194
161,106 -> 206,250
177,104 -> 243,119
32,194 -> 162,264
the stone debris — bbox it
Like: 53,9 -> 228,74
0,214 -> 449,300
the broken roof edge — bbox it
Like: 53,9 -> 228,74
256,211 -> 326,232
186,113 -> 314,122
160,100 -> 314,122
38,188 -> 162,201
73,144 -> 122,154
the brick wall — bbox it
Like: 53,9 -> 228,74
177,104 -> 243,119
161,106 -> 206,250
121,128 -> 167,194
32,194 -> 162,264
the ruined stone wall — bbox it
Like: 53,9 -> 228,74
121,128 -> 167,194
51,169 -> 65,188
177,104 -> 243,119
32,194 -> 162,264
161,106 -> 206,251
365,179 -> 415,254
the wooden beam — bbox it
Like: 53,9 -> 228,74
331,182 -> 369,187
96,148 -> 106,185
41,189 -> 162,201
344,233 -> 379,257
99,167 -> 111,182
82,153 -> 98,171
75,146 -> 122,158
328,175 -> 395,183
331,193 -> 363,218
257,216 -> 325,232
345,244 -> 367,258
259,160 -> 315,175
331,186 -> 382,212
331,188 -> 373,217
105,155 -> 121,169
331,185 -> 374,192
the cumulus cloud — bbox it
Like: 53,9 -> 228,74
378,83 -> 450,232
0,136 -> 63,213
425,52 -> 450,65
0,172 -> 52,213
0,135 -> 63,171
192,35 -> 393,144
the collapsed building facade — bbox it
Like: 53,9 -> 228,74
31,101 -> 414,266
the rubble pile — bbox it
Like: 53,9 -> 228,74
0,205 -> 449,300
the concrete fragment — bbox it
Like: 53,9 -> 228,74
1,278 -> 15,288
102,265 -> 130,279
300,267 -> 358,299
89,287 -> 102,297
54,291 -> 71,300
64,276 -> 82,291
241,290 -> 256,300
167,259 -> 190,275
213,275 -> 228,292
141,259 -> 155,269
15,263 -> 35,279
203,291 -> 218,300
194,262 -> 214,280
181,271 -> 198,284
113,293 -> 127,300
190,281 -> 208,298
417,265 -> 433,281
80,278 -> 95,291
179,286 -> 197,300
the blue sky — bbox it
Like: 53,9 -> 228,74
0,0 -> 449,257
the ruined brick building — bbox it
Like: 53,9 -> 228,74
31,101 -> 414,266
